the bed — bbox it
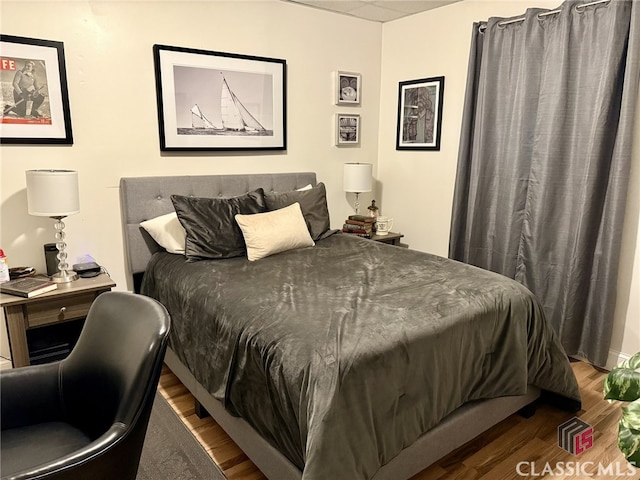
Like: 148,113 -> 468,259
119,172 -> 581,480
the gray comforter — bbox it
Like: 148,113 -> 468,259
141,232 -> 580,479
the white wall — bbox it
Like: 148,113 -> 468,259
0,0 -> 382,359
378,0 -> 640,365
0,1 -> 382,282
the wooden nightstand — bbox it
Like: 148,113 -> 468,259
0,274 -> 116,368
370,231 -> 405,246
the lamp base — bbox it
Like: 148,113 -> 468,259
50,270 -> 78,283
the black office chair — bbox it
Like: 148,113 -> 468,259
0,291 -> 171,480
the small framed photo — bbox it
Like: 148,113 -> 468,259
0,35 -> 73,144
396,76 -> 444,151
336,113 -> 360,146
153,44 -> 286,151
335,71 -> 361,105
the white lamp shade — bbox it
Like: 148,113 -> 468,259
344,163 -> 373,193
26,170 -> 80,216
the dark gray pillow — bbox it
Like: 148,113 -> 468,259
264,183 -> 330,241
171,189 -> 266,260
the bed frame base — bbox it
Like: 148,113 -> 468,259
165,348 -> 302,480
164,348 -> 540,480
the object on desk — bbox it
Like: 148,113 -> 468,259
348,214 -> 374,223
343,223 -> 372,233
345,218 -> 373,227
26,170 -> 80,284
367,200 -> 379,220
0,277 -> 57,298
0,249 -> 9,283
72,262 -> 102,278
9,266 -> 36,280
44,243 -> 59,276
342,228 -> 371,236
344,163 -> 372,214
342,215 -> 373,238
376,216 -> 394,236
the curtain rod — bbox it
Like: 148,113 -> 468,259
479,0 -> 610,33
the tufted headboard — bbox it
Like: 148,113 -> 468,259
119,172 -> 317,286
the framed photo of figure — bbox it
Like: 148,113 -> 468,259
153,44 -> 286,151
335,71 -> 361,105
336,113 -> 360,146
396,76 -> 444,151
0,35 -> 73,144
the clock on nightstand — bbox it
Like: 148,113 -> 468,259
0,274 -> 116,368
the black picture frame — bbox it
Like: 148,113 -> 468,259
0,35 -> 73,145
396,76 -> 444,151
153,44 -> 287,151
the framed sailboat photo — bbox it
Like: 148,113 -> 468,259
153,44 -> 286,151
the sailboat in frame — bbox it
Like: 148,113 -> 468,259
219,75 -> 267,133
186,74 -> 270,136
190,104 -> 220,130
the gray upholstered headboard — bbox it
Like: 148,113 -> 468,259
119,172 -> 317,281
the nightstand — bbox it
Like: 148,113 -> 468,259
370,231 -> 405,246
0,274 -> 116,368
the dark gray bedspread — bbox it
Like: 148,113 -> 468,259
141,232 -> 580,480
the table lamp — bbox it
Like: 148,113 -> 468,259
344,163 -> 372,214
26,169 -> 80,283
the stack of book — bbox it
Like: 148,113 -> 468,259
342,215 -> 375,238
0,276 -> 57,298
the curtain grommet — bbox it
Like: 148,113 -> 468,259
575,0 -> 610,14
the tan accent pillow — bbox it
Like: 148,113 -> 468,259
235,203 -> 315,261
140,212 -> 186,254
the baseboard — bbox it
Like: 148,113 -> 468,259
571,350 -> 630,371
606,350 -> 631,370
0,357 -> 12,370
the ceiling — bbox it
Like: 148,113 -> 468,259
282,0 -> 462,23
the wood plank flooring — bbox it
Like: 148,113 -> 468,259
157,360 -> 634,479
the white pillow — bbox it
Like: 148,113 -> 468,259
235,203 -> 314,261
296,184 -> 313,191
140,212 -> 186,254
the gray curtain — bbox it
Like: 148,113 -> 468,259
449,0 -> 639,367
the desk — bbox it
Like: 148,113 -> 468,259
1,274 -> 115,367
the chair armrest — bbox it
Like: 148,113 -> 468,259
1,362 -> 64,430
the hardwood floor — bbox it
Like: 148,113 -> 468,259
157,360 -> 633,479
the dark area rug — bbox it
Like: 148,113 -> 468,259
137,393 -> 226,480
